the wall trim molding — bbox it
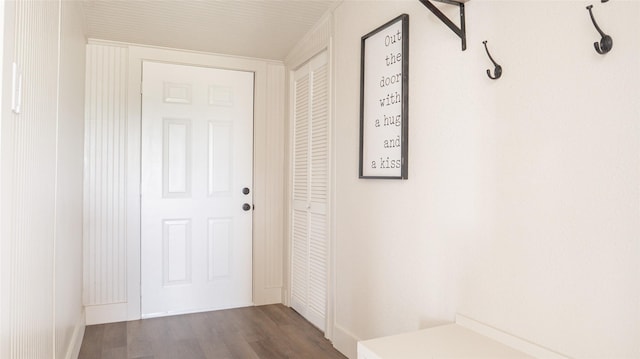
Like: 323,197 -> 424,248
284,12 -> 332,69
64,312 -> 86,359
85,303 -> 128,325
333,323 -> 359,359
87,38 -> 283,64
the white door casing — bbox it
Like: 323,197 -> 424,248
290,51 -> 329,331
141,61 -> 254,317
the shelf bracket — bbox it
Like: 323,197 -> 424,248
418,0 -> 467,51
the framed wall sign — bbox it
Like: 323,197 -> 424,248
359,14 -> 409,179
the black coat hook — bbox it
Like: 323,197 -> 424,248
586,5 -> 612,54
482,41 -> 502,80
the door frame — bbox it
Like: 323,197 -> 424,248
126,45 -> 285,320
284,39 -> 335,340
82,41 -> 285,324
287,49 -> 332,332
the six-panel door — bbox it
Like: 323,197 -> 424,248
141,61 -> 254,317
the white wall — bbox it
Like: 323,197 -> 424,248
0,1 -> 86,358
329,1 -> 639,358
55,1 -> 87,358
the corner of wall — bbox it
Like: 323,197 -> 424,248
284,11 -> 332,69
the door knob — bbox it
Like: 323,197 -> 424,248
242,187 -> 250,195
242,203 -> 252,211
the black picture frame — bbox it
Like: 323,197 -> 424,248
359,14 -> 409,179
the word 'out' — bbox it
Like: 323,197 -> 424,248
385,30 -> 402,47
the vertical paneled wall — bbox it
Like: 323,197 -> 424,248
265,63 -> 285,291
1,1 -> 60,358
0,1 -> 84,358
83,44 -> 128,306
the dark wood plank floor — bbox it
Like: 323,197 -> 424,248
78,304 -> 347,359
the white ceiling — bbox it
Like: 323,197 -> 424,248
80,0 -> 338,61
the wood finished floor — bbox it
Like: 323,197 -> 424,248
78,304 -> 346,359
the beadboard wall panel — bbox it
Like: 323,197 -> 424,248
265,63 -> 285,292
0,1 -> 85,359
83,43 -> 128,307
4,1 -> 60,358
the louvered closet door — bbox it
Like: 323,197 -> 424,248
291,51 -> 329,331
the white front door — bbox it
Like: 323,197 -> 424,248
141,61 -> 254,317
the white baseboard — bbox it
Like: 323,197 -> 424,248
65,312 -> 85,359
254,287 -> 283,306
85,303 -> 128,325
456,314 -> 568,359
333,323 -> 359,359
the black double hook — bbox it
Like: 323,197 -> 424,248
482,41 -> 502,80
586,5 -> 612,54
